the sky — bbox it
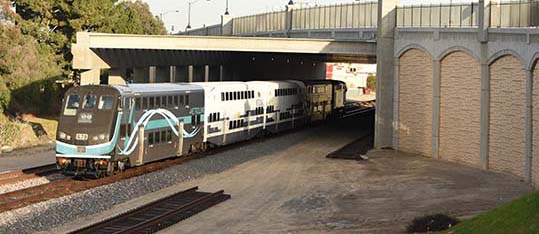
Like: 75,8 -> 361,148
142,0 -> 471,33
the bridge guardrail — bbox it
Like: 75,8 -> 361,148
291,2 -> 378,30
490,0 -> 539,28
187,24 -> 222,36
396,3 -> 479,28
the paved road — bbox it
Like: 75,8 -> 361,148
0,146 -> 55,172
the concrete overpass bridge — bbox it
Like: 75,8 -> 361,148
72,0 -> 539,188
72,33 -> 376,85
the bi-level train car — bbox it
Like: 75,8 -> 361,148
55,80 -> 346,177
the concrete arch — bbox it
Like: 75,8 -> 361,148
488,49 -> 526,67
528,52 -> 539,71
397,48 -> 434,157
395,44 -> 433,59
438,46 -> 480,62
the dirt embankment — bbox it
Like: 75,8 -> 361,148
0,114 -> 57,153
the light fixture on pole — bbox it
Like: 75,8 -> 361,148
288,0 -> 294,5
225,0 -> 230,15
186,0 -> 211,30
159,10 -> 179,21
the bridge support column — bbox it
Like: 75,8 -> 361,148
80,69 -> 100,85
479,0 -> 490,170
525,69 -> 533,182
108,67 -> 127,85
149,66 -> 156,83
188,65 -> 194,83
432,59 -> 441,159
204,65 -> 210,82
375,0 -> 399,149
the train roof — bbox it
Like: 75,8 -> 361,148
111,83 -> 204,95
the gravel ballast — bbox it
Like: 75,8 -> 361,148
0,126 -> 318,234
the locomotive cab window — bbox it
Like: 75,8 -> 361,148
98,96 -> 114,110
64,94 -> 80,116
83,95 -> 97,109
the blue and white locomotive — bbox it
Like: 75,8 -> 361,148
55,80 -> 346,177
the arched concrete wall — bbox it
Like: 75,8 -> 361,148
394,29 -> 539,185
397,48 -> 433,157
439,51 -> 481,166
533,58 -> 539,187
489,55 -> 527,178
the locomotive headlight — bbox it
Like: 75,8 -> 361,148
98,134 -> 106,140
80,113 -> 93,120
58,132 -> 66,139
66,135 -> 71,140
92,136 -> 98,141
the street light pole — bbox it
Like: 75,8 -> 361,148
186,0 -> 211,30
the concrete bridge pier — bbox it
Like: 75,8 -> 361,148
375,0 -> 399,149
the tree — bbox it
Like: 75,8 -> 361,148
14,0 -> 166,78
367,73 -> 376,90
107,1 -> 167,35
0,0 -> 61,113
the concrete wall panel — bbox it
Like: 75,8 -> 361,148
439,51 -> 481,165
533,61 -> 539,187
489,55 -> 527,178
398,49 -> 433,157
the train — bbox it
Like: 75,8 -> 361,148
55,80 -> 347,177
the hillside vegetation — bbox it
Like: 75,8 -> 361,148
0,0 -> 166,148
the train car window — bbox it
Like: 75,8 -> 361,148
83,95 -> 97,109
135,97 -> 142,110
217,113 -> 220,121
160,131 -> 166,144
64,94 -> 80,116
98,96 -> 114,110
185,95 -> 190,106
240,91 -> 244,100
148,132 -> 154,145
221,93 -> 224,101
154,131 -> 160,144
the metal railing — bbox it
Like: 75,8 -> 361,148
291,2 -> 378,30
186,24 -> 222,36
397,3 -> 479,28
490,0 -> 539,28
232,10 -> 287,35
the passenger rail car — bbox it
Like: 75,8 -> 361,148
55,80 -> 345,177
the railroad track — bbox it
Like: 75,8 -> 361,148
343,100 -> 376,118
0,150 -> 221,213
69,187 -> 230,234
0,163 -> 60,186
